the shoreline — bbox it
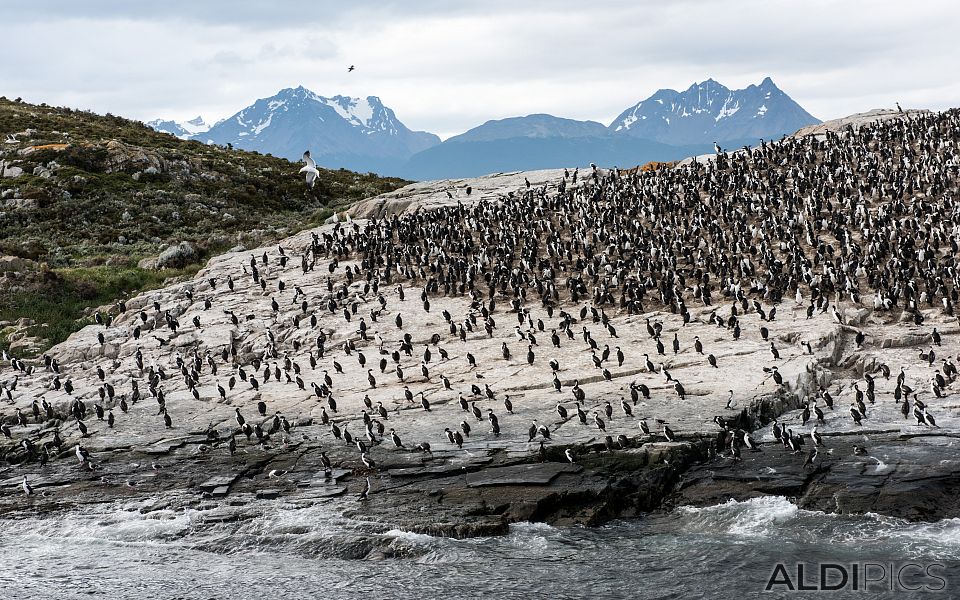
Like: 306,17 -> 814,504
4,421 -> 958,540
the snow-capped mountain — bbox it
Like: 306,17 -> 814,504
146,116 -> 210,140
610,77 -> 819,145
195,86 -> 439,174
405,77 -> 818,178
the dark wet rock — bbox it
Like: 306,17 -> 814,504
315,468 -> 352,483
335,441 -> 712,537
669,433 -> 960,521
196,507 -> 255,524
302,485 -> 347,498
465,462 -> 581,487
198,475 -> 239,492
388,457 -> 492,478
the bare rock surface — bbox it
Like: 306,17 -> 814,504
2,192 -> 956,533
793,108 -> 930,137
349,168 -> 569,219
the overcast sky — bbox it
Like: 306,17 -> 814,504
3,0 -> 958,139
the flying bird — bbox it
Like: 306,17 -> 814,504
299,150 -> 320,188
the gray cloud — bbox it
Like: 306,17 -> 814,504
1,0 -> 957,139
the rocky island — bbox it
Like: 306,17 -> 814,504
2,108 -> 959,547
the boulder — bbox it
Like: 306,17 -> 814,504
4,198 -> 37,210
155,242 -> 198,270
1,164 -> 23,178
104,140 -> 164,173
348,168 -> 568,219
8,335 -> 46,355
137,257 -> 158,270
0,255 -> 36,272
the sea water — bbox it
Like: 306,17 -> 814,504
1,496 -> 958,599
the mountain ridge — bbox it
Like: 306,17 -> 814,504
195,86 -> 440,174
610,77 -> 819,144
446,114 -> 609,143
147,78 -> 819,178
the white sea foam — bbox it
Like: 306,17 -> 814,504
509,521 -> 557,533
678,496 -> 803,536
677,497 -> 960,558
384,528 -> 439,543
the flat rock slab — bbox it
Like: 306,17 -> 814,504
0,473 -> 75,489
303,485 -> 347,498
197,508 -> 254,524
301,468 -> 352,483
198,475 -> 238,492
902,434 -> 960,446
465,462 -> 581,487
389,458 -> 493,478
139,445 -> 178,455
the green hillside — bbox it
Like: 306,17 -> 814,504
0,96 -> 407,355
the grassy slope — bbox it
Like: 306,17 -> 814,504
0,96 -> 408,355
0,265 -> 200,355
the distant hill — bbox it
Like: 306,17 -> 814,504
402,131 -> 712,180
0,95 -> 407,356
447,114 -> 609,142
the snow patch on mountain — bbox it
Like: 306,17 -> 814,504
715,99 -> 741,121
180,116 -> 209,135
252,113 -> 273,135
322,96 -> 374,129
146,116 -> 210,140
